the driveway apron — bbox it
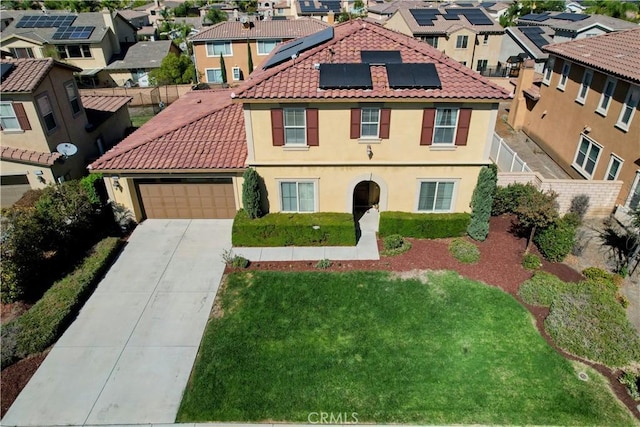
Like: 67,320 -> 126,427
2,219 -> 232,426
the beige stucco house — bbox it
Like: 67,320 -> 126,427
104,40 -> 182,87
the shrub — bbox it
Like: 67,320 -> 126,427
12,189 -> 43,209
381,235 -> 412,256
582,267 -> 615,284
522,253 -> 542,270
242,168 -> 262,219
379,212 -> 470,239
80,173 -> 104,205
232,210 -> 356,247
515,188 -> 559,253
0,322 -> 21,369
467,164 -> 497,241
618,371 -> 640,400
518,271 -> 571,307
569,194 -> 590,221
534,216 -> 577,262
448,238 -> 480,264
231,256 -> 249,268
491,183 -> 539,216
316,259 -> 332,269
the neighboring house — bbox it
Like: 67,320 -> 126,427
368,1 -> 509,22
384,7 -> 505,75
565,2 -> 587,14
0,58 -> 132,207
508,28 -> 640,211
500,25 -> 555,74
294,0 -> 350,22
91,20 -> 510,221
189,18 -> 329,84
105,41 -> 182,87
133,0 -> 164,25
137,25 -> 157,41
516,12 -> 637,42
117,10 -> 151,29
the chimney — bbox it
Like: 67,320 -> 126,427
327,10 -> 335,24
102,8 -> 120,54
507,59 -> 536,130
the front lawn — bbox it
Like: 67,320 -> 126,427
178,271 -> 635,425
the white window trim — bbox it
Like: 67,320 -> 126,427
415,179 -> 459,213
432,107 -> 459,145
615,85 -> 639,132
596,77 -> 616,116
204,67 -> 223,83
572,134 -> 602,179
0,101 -> 21,131
277,179 -> 318,213
257,39 -> 281,56
205,41 -> 233,57
232,66 -> 241,81
283,107 -> 306,146
542,58 -> 554,86
575,69 -> 593,105
626,171 -> 640,209
557,62 -> 570,91
605,154 -> 623,181
360,107 -> 380,139
456,35 -> 468,49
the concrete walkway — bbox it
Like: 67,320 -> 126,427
233,209 -> 380,261
2,220 -> 232,427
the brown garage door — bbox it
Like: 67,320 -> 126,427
138,181 -> 236,219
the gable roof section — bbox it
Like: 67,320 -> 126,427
81,95 -> 132,112
394,7 -> 504,36
1,146 -> 61,166
0,58 -> 81,93
89,90 -> 246,171
106,41 -> 176,70
506,26 -> 554,60
236,20 -> 511,101
543,28 -> 640,85
189,18 -> 329,41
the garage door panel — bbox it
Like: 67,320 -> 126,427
139,182 -> 235,219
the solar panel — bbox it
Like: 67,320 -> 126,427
319,63 -> 372,89
519,12 -> 550,22
263,26 -> 333,69
520,27 -> 550,50
457,3 -> 474,6
1,63 -> 14,80
555,13 -> 589,21
299,0 -> 341,13
457,8 -> 494,25
481,2 -> 496,7
51,26 -> 95,40
15,15 -> 76,28
361,50 -> 402,64
386,63 -> 441,89
410,9 -> 440,26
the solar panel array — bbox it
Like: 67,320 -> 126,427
410,8 -> 494,26
554,13 -> 589,21
15,15 -> 76,28
299,0 -> 341,13
519,26 -> 550,50
1,63 -> 14,80
263,26 -> 334,69
319,64 -> 373,89
519,12 -> 551,22
409,9 -> 440,26
386,63 -> 442,89
361,50 -> 402,65
52,26 -> 95,40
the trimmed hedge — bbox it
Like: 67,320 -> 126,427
534,216 -> 577,262
232,210 -> 356,247
379,212 -> 470,239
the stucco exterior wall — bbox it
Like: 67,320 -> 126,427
0,160 -> 56,188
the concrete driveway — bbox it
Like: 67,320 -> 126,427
2,220 -> 232,426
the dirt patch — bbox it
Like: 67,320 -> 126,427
1,351 -> 49,418
0,302 -> 31,325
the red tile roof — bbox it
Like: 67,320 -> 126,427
0,58 -> 81,93
81,95 -> 132,112
189,18 -> 329,41
543,28 -> 640,84
236,20 -> 511,101
89,90 -> 246,171
1,146 -> 61,166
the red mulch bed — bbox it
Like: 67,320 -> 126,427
0,351 -> 48,418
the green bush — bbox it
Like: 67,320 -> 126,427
379,212 -> 470,239
491,183 -> 539,216
534,216 -> 577,262
381,235 -> 412,256
618,372 -> 640,400
448,238 -> 480,264
522,253 -> 542,270
582,267 -> 615,284
80,173 -> 104,205
467,164 -> 497,241
232,210 -> 356,246
316,259 -> 332,269
241,168 -> 262,219
231,256 -> 249,268
518,271 -> 571,307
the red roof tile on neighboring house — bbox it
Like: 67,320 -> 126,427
189,18 -> 329,41
236,20 -> 511,101
80,95 -> 132,112
89,90 -> 246,171
1,146 -> 62,166
543,28 -> 640,84
0,58 -> 81,93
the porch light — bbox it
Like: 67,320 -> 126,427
112,176 -> 121,190
366,145 -> 373,160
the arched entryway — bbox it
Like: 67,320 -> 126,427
353,180 -> 380,218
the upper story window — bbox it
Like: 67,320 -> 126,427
616,85 -> 639,131
36,94 -> 57,132
596,77 -> 616,116
360,108 -> 380,138
56,44 -> 91,59
232,67 -> 241,81
10,47 -> 34,58
420,107 -> 471,147
205,68 -> 223,83
576,69 -> 593,104
421,36 -> 438,48
557,61 -> 570,91
284,108 -> 306,145
456,35 -> 468,49
65,81 -> 81,115
542,57 -> 555,86
433,108 -> 459,145
0,102 -> 21,130
257,39 -> 280,55
572,135 -> 601,178
206,41 -> 232,57
482,34 -> 489,45
272,108 -> 318,147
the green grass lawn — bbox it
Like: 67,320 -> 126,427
178,271 -> 636,425
130,114 -> 154,128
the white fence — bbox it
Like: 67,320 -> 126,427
490,133 -> 531,172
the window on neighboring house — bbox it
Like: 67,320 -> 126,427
605,155 -> 623,181
280,181 -> 315,212
232,67 -> 241,81
476,59 -> 488,72
572,135 -> 601,178
284,108 -> 306,145
456,35 -> 468,49
9,47 -> 34,58
542,57 -> 555,86
206,41 -> 232,56
616,85 -> 639,131
596,77 -> 616,115
421,36 -> 438,48
576,69 -> 593,104
0,102 -> 21,130
257,39 -> 280,55
557,61 -> 570,91
205,68 -> 223,83
56,44 -> 92,59
627,172 -> 640,210
360,108 -> 380,138
482,34 -> 489,45
65,81 -> 81,115
433,108 -> 459,145
418,181 -> 455,212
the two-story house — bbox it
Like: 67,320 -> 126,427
104,40 -> 182,87
384,7 -> 505,75
508,28 -> 640,211
0,58 -> 132,207
189,18 -> 329,84
89,20 -> 510,221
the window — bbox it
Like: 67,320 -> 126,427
542,57 -> 555,86
596,77 -> 616,115
36,94 -> 56,132
460,61 -> 467,66
433,108 -> 459,145
9,47 -> 34,58
65,81 -> 80,115
280,181 -> 315,212
456,35 -> 468,49
476,59 -> 488,72
572,135 -> 601,178
605,155 -> 623,181
205,68 -> 223,83
576,69 -> 593,104
421,36 -> 438,48
627,172 -> 640,210
232,66 -> 241,81
482,34 -> 489,45
56,44 -> 92,59
257,39 -> 280,55
557,62 -> 570,91
418,181 -> 455,212
0,102 -> 20,130
616,86 -> 639,131
360,108 -> 380,138
206,41 -> 232,56
284,108 -> 306,145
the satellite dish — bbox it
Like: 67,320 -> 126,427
56,142 -> 78,158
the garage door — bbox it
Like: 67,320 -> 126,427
138,180 -> 236,219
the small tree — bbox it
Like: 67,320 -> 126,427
247,39 -> 254,74
205,8 -> 228,24
149,53 -> 195,85
467,164 -> 497,241
242,168 -> 262,219
515,189 -> 559,253
219,53 -> 227,84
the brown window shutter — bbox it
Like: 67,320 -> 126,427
350,108 -> 361,139
13,103 -> 31,131
420,108 -> 435,145
379,108 -> 391,139
271,108 -> 284,146
306,108 -> 319,146
455,108 -> 472,146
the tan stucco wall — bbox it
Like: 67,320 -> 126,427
0,37 -> 44,57
2,35 -> 113,69
0,160 -> 56,188
106,70 -> 135,86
